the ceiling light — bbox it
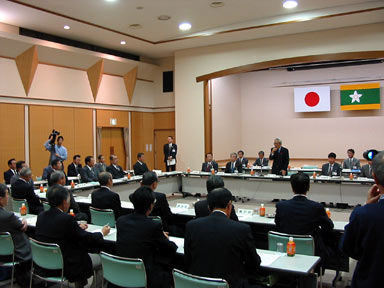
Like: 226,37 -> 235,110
283,0 -> 298,9
129,24 -> 142,29
210,1 -> 225,8
120,40 -> 126,45
63,25 -> 70,30
105,0 -> 117,2
158,15 -> 171,21
136,6 -> 144,10
178,22 -> 192,31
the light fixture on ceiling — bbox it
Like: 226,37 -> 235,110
283,0 -> 298,9
136,6 -> 144,10
158,15 -> 171,21
210,1 -> 225,8
120,40 -> 126,45
105,0 -> 117,2
129,24 -> 142,29
178,22 -> 192,31
63,25 -> 70,30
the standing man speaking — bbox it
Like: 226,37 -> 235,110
269,137 -> 289,176
163,136 -> 177,172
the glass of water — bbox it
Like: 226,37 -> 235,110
276,242 -> 284,253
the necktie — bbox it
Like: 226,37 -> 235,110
350,159 -> 352,168
232,163 -> 235,172
329,165 -> 333,176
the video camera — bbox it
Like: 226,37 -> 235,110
363,149 -> 382,161
48,129 -> 61,145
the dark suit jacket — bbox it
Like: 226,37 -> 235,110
225,161 -> 243,173
341,199 -> 384,288
269,147 -> 289,175
163,143 -> 177,163
91,187 -> 122,219
150,192 -> 174,232
133,161 -> 149,176
35,208 -> 105,282
47,170 -> 69,187
0,207 -> 31,262
275,195 -> 334,260
79,166 -> 98,183
360,164 -> 373,178
4,169 -> 16,185
185,212 -> 261,288
42,166 -> 53,180
11,178 -> 43,215
321,163 -> 341,176
106,165 -> 126,179
253,158 -> 269,166
67,163 -> 82,177
236,158 -> 248,169
342,157 -> 361,169
201,161 -> 218,172
116,213 -> 177,288
194,199 -> 238,221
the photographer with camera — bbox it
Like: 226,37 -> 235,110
44,129 -> 67,164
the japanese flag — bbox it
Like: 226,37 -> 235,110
294,86 -> 331,112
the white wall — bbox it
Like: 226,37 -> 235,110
175,23 -> 384,170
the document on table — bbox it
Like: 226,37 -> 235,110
170,207 -> 189,214
92,228 -> 116,235
258,251 -> 282,266
167,159 -> 176,166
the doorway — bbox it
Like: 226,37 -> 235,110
154,129 -> 175,170
101,127 -> 127,169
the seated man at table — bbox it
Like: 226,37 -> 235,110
133,152 -> 149,176
79,156 -> 98,183
107,154 -> 126,179
360,159 -> 373,178
253,151 -> 269,167
201,152 -> 218,172
35,185 -> 110,287
321,152 -> 341,176
42,163 -> 53,180
47,158 -> 69,186
275,172 -> 335,267
236,150 -> 249,169
342,148 -> 361,169
0,183 -> 32,287
10,160 -> 28,185
91,172 -> 123,220
67,154 -> 82,177
49,171 -> 87,221
185,188 -> 261,288
225,152 -> 243,173
116,186 -> 177,288
93,154 -> 107,177
194,175 -> 238,221
11,167 -> 43,215
3,158 -> 17,185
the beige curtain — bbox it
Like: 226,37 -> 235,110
123,127 -> 130,170
96,127 -> 102,157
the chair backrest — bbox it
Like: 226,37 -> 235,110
89,207 -> 116,228
42,201 -> 50,211
0,232 -> 14,257
100,252 -> 146,288
173,269 -> 229,288
29,238 -> 64,270
11,198 -> 29,214
268,231 -> 314,256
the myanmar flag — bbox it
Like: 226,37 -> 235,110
340,83 -> 381,111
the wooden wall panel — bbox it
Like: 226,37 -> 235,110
153,112 -> 175,130
131,112 -> 154,169
96,109 -> 129,127
101,127 -> 126,169
0,104 -> 25,183
74,109 -> 94,162
53,106 -> 75,166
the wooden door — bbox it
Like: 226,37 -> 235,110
154,129 -> 175,170
101,127 -> 126,169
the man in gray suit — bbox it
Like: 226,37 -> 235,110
253,151 -> 269,166
361,160 -> 373,178
0,183 -> 32,286
343,148 -> 361,169
322,152 -> 341,176
79,156 -> 98,183
93,154 -> 107,177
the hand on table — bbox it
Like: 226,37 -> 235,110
21,219 -> 28,232
102,225 -> 111,236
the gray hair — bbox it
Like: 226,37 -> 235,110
98,172 -> 113,186
372,151 -> 384,186
50,171 -> 65,185
20,167 -> 32,177
274,138 -> 282,144
230,152 -> 237,158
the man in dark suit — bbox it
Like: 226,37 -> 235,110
10,160 -> 28,186
93,154 -> 107,177
92,172 -> 122,219
133,152 -> 149,176
201,153 -> 219,172
342,148 -> 361,169
3,158 -> 17,184
194,175 -> 238,221
163,136 -> 177,172
225,152 -> 243,173
275,172 -> 334,266
360,160 -> 373,178
11,167 -> 43,215
321,152 -> 341,176
47,159 -> 69,186
67,154 -> 82,177
236,150 -> 249,169
341,151 -> 384,288
116,186 -> 177,288
42,164 -> 53,180
35,185 -> 110,287
107,154 -> 126,179
185,188 -> 261,288
141,171 -> 175,234
80,156 -> 98,183
0,184 -> 32,286
269,138 -> 289,175
253,151 -> 269,166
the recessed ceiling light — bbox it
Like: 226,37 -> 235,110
120,40 -> 126,45
283,0 -> 298,9
105,0 -> 117,2
210,1 -> 225,8
158,15 -> 171,21
179,22 -> 192,31
136,6 -> 144,10
129,24 -> 142,29
63,25 -> 70,30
